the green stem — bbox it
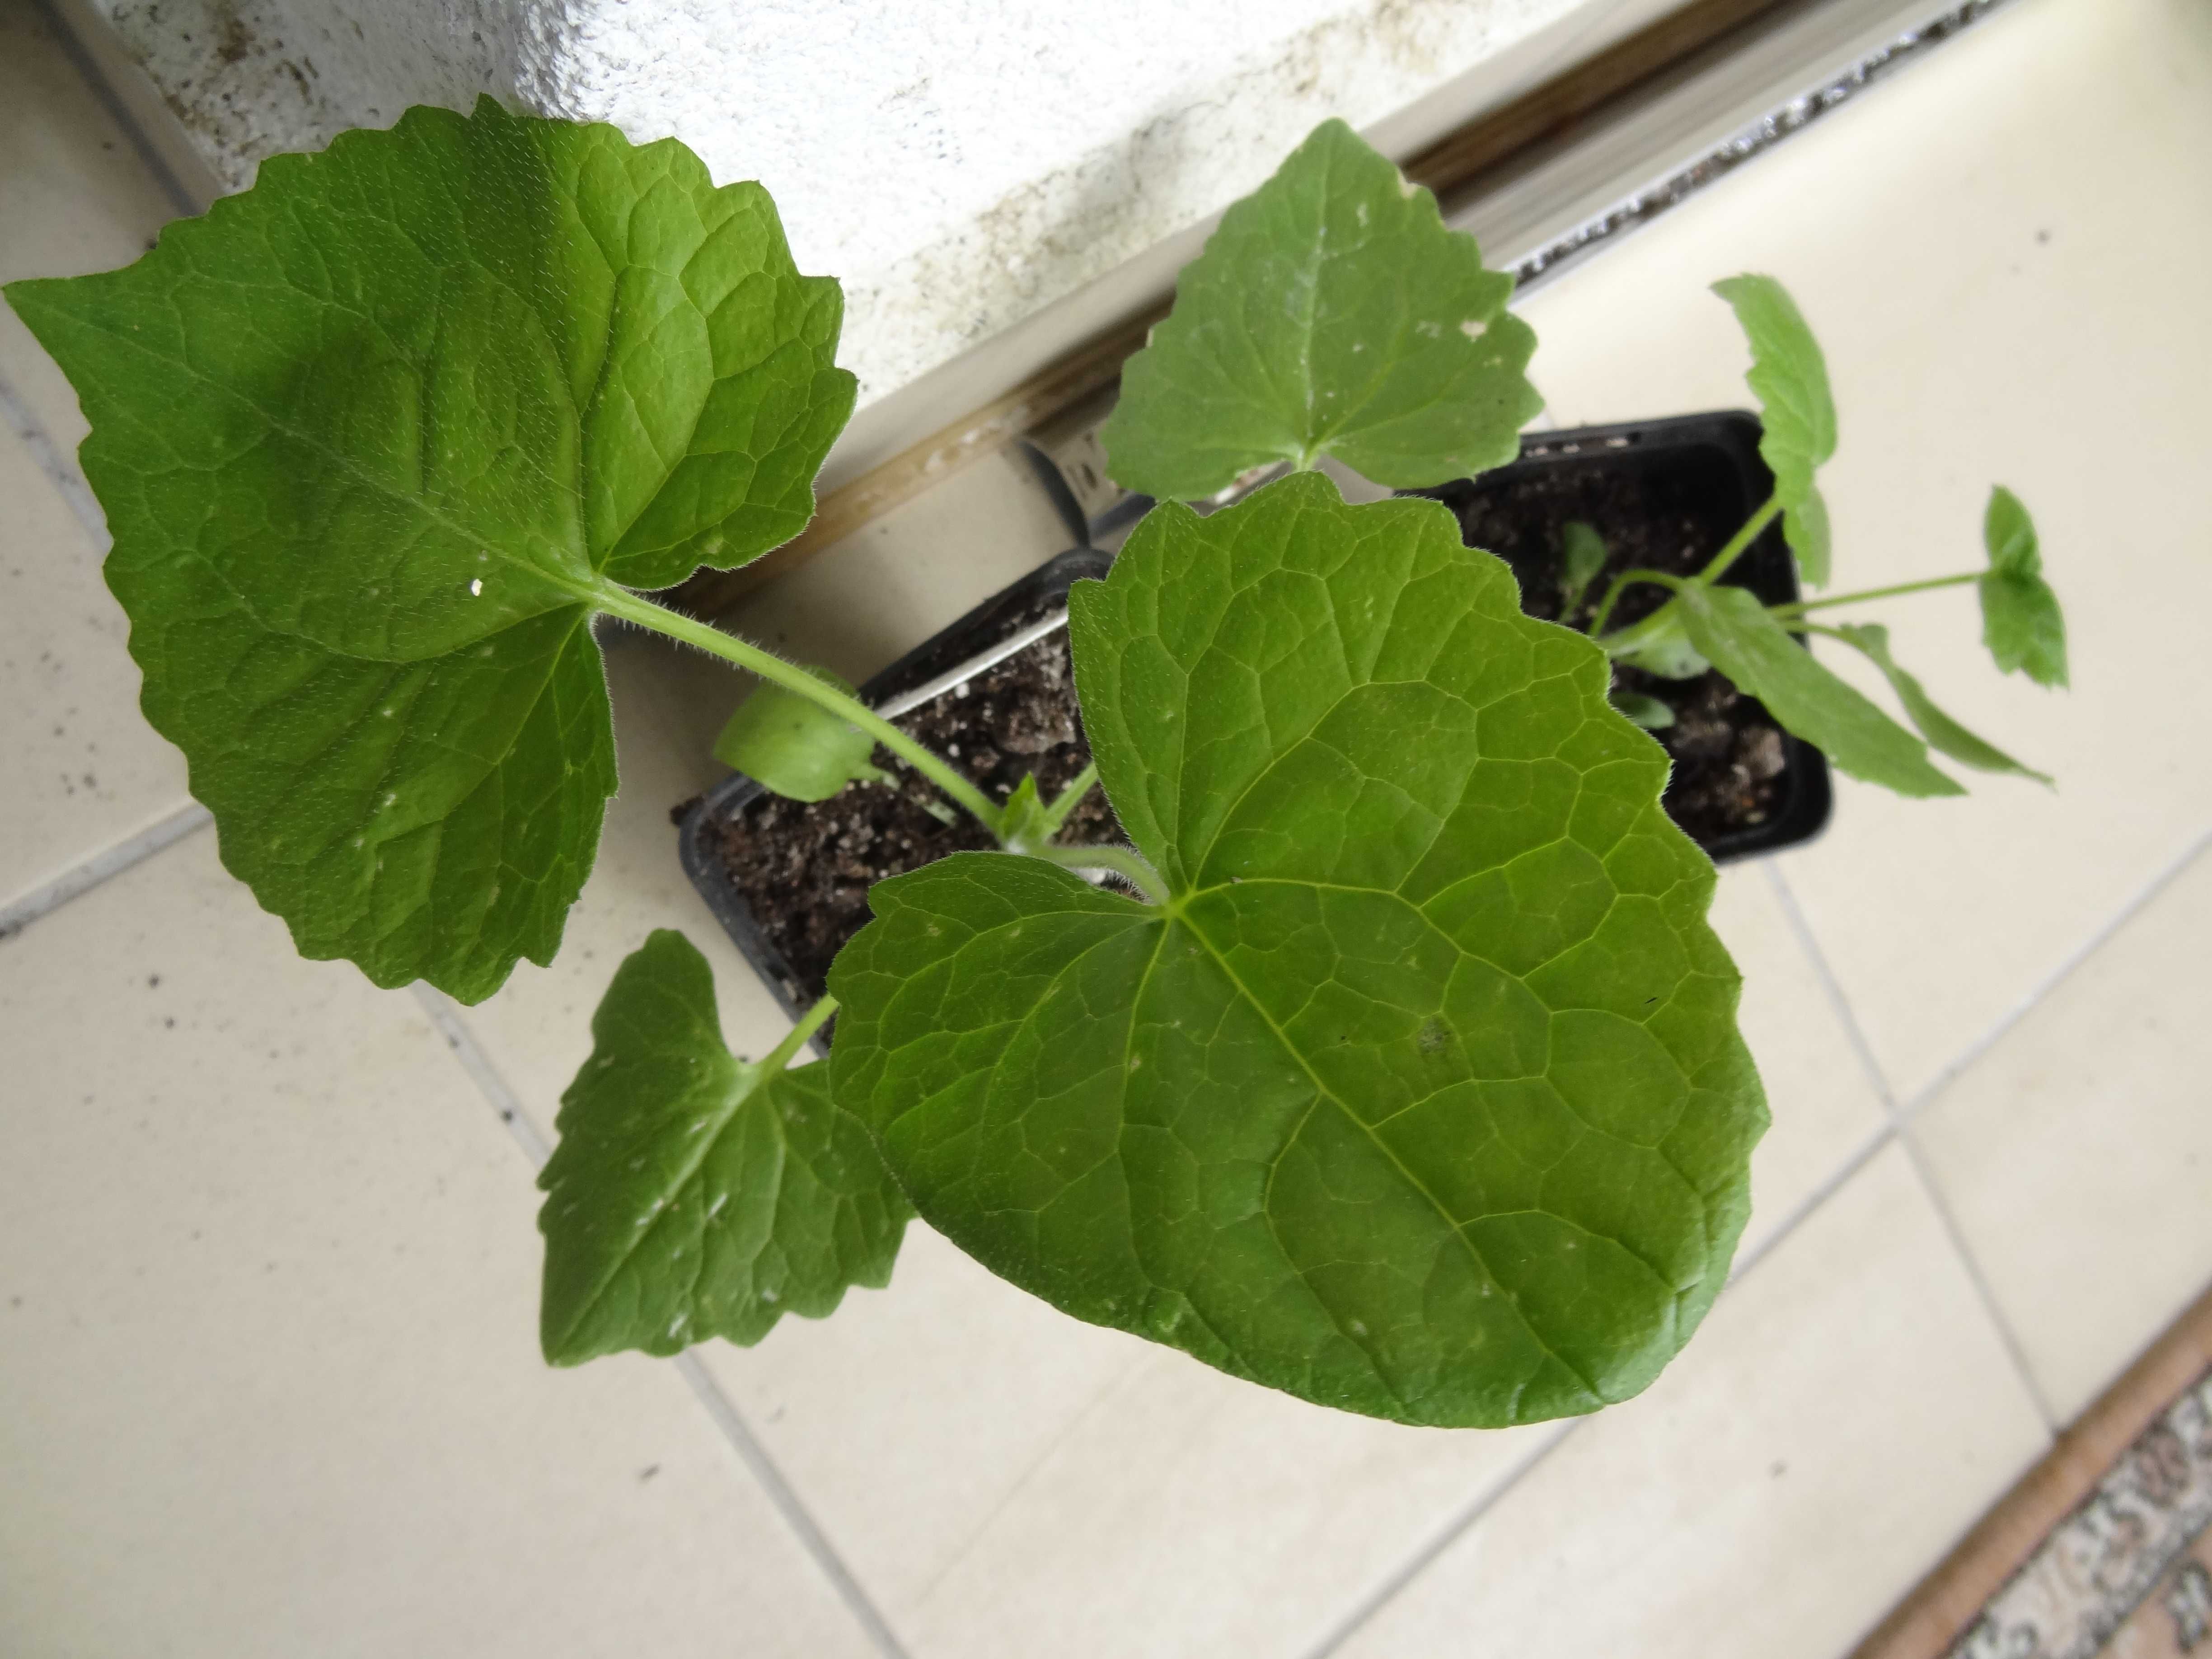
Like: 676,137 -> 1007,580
1765,572 -> 1978,620
1027,843 -> 1171,905
595,586 -> 1005,838
1040,763 -> 1100,834
1696,494 -> 1785,586
1586,567 -> 1690,642
762,995 -> 837,1069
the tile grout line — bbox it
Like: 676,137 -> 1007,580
1759,861 -> 1905,1119
0,367 -> 109,550
1725,1117 -> 1898,1288
411,986 -> 558,1167
670,1350 -> 915,1659
1298,1418 -> 1586,1659
410,985 -> 914,1659
1764,862 -> 2061,1435
0,801 -> 212,942
1296,861 -> 1950,1657
1897,824 -> 2212,1124
1302,1078 -> 1907,1656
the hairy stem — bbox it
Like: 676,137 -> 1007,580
1587,567 -> 1692,642
1696,494 -> 1785,586
1041,762 -> 1101,834
1765,572 -> 1978,620
763,995 -> 837,1069
594,586 -> 1005,837
1026,843 -> 1171,905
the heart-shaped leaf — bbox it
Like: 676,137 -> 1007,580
831,474 -> 1766,1428
1101,119 -> 1541,501
540,930 -> 910,1365
4,99 -> 855,999
1979,486 -> 2067,688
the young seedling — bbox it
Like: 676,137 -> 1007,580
8,103 -> 2045,1431
1579,278 -> 2067,797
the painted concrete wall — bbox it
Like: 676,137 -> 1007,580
92,0 -> 1660,410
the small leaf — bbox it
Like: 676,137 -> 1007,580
4,100 -> 854,1000
1101,119 -> 1541,500
1784,485 -> 1833,588
997,773 -> 1054,854
1560,520 -> 1609,614
539,930 -> 911,1365
832,474 -> 1766,1428
1609,688 -> 1676,729
1979,486 -> 2068,687
1611,610 -> 1711,681
715,667 -> 886,801
1830,624 -> 2050,785
1712,275 -> 1836,520
1674,586 -> 1963,798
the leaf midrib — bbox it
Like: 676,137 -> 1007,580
67,303 -> 610,623
1172,903 -> 1609,1408
552,1055 -> 774,1353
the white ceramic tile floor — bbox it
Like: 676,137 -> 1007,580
1331,1145 -> 2053,1659
1915,844 -> 2212,1429
0,833 -> 881,1659
4,0 -> 2207,1655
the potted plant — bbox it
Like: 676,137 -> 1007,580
5,103 -> 2063,1429
686,121 -> 2064,1052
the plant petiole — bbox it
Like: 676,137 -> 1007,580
1040,763 -> 1101,835
1025,842 -> 1170,904
593,583 -> 1007,839
1588,568 -> 1691,647
761,994 -> 837,1070
1764,572 -> 1978,621
1693,494 -> 1784,586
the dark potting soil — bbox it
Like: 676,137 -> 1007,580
696,449 -> 1791,1007
695,597 -> 1120,1004
1426,447 -> 1791,845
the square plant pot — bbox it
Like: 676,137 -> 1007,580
1407,410 -> 1833,863
680,413 -> 1831,1046
677,546 -> 1114,1054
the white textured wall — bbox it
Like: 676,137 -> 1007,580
95,0 -> 1628,410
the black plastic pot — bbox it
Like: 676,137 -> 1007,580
678,545 -> 1113,1052
1407,411 -> 1833,865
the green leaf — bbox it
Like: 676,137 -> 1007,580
1830,624 -> 2050,785
539,930 -> 910,1365
715,666 -> 887,801
1784,484 -> 1832,588
997,773 -> 1054,853
1713,275 -> 1836,584
1101,118 -> 1541,500
1609,688 -> 1676,730
1673,586 -> 1963,798
1979,486 -> 2068,687
831,473 -> 1766,1428
1560,520 -> 1609,614
4,99 -> 854,1000
1610,610 -> 1711,681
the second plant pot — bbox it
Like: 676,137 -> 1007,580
1410,410 -> 1833,863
